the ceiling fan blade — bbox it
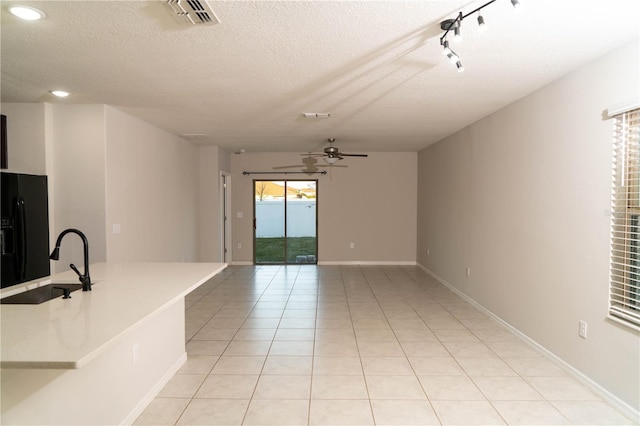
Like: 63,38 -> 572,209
339,153 -> 368,157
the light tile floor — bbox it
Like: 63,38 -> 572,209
134,265 -> 634,426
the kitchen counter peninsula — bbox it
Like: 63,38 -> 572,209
0,262 -> 227,425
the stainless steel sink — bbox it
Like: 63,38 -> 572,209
1,283 -> 84,304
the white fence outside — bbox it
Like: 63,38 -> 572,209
255,200 -> 316,238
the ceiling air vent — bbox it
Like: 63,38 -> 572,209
166,0 -> 220,25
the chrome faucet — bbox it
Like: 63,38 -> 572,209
50,228 -> 91,291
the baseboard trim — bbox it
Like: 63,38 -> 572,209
416,263 -> 640,423
230,261 -> 417,266
317,261 -> 417,266
121,352 -> 187,425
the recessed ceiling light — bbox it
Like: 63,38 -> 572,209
8,5 -> 45,21
50,90 -> 70,98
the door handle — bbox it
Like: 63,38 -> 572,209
16,197 -> 27,280
253,218 -> 256,230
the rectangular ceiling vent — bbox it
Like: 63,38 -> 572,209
166,0 -> 220,25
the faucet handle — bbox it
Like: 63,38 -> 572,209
69,263 -> 83,280
70,263 -> 92,291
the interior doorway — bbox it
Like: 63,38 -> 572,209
253,180 -> 317,264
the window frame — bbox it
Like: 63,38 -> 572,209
609,104 -> 640,331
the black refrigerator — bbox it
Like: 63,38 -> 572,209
1,172 -> 50,288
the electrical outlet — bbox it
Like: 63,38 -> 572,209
579,320 -> 588,339
427,249 -> 430,256
237,242 -> 242,249
132,343 -> 139,363
350,242 -> 355,249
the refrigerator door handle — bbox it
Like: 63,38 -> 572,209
16,196 -> 27,280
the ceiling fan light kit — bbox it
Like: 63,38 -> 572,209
439,0 -> 524,72
305,138 -> 368,164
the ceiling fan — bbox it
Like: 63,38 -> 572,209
307,138 -> 368,164
273,155 -> 346,174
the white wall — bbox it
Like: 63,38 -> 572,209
196,146 -> 232,263
198,145 -> 221,262
231,152 -> 417,264
105,106 -> 199,263
50,104 -> 108,274
417,39 -> 640,412
0,103 -> 203,269
218,147 -> 231,173
0,103 -> 47,175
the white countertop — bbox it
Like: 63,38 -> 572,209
0,262 -> 227,369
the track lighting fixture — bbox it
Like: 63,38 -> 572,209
477,13 -> 486,30
442,40 -> 453,56
453,25 -> 461,41
439,0 -> 524,72
440,15 -> 462,43
447,52 -> 460,64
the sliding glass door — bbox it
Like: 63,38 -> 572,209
254,180 -> 317,264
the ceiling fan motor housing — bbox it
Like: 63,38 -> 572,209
324,146 -> 340,157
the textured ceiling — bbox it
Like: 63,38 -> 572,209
2,0 -> 639,153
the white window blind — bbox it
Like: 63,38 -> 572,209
610,107 -> 640,329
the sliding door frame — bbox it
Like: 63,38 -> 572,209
253,179 -> 318,265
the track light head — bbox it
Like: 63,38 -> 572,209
477,14 -> 486,30
453,25 -> 462,41
442,40 -> 452,56
439,0 -> 521,72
